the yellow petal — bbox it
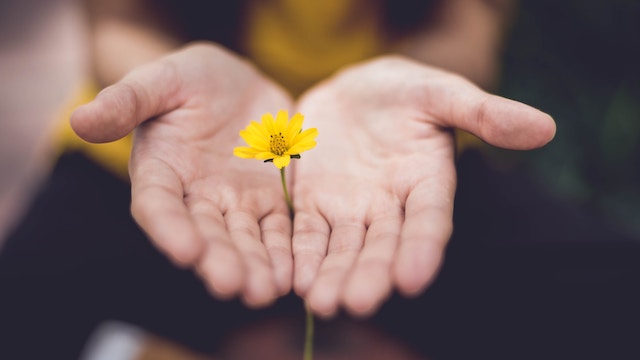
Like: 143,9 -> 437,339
234,146 -> 261,158
262,112 -> 276,135
292,128 -> 318,145
239,129 -> 269,150
275,109 -> 289,133
285,112 -> 304,145
296,127 -> 318,140
288,128 -> 318,154
287,141 -> 316,155
273,155 -> 291,169
247,120 -> 270,139
255,151 -> 276,160
289,142 -> 315,154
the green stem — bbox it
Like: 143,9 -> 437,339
304,302 -> 314,360
280,167 -> 294,217
279,167 -> 313,360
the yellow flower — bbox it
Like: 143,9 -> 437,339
234,110 -> 318,169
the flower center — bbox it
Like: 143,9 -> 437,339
270,132 -> 287,156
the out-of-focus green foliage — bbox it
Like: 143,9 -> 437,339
495,0 -> 640,237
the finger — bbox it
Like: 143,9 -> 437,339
425,75 -> 556,150
292,211 -> 330,297
225,210 -> 279,308
306,221 -> 366,318
190,202 -> 245,300
70,59 -> 184,143
393,176 -> 455,297
260,212 -> 294,296
342,213 -> 402,317
130,158 -> 205,267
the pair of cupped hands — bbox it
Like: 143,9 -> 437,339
71,42 -> 555,318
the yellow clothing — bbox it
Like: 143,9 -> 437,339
55,83 -> 132,180
55,0 -> 481,179
242,0 -> 385,97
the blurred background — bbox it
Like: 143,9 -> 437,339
0,0 -> 88,246
1,0 -> 638,244
0,0 -> 638,359
495,0 -> 640,239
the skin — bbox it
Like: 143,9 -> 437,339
292,56 -> 555,318
68,0 -> 555,318
72,43 -> 295,308
71,43 -> 556,316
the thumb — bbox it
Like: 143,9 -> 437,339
427,76 -> 556,150
70,60 -> 183,143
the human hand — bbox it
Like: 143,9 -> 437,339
70,42 -> 295,307
291,56 -> 556,317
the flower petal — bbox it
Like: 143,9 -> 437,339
291,128 -> 318,144
261,112 -> 276,135
239,129 -> 269,150
296,127 -> 319,141
285,112 -> 304,145
287,141 -> 316,155
273,155 -> 291,169
255,151 -> 276,160
235,111 -> 317,165
247,120 -> 270,139
287,128 -> 318,154
275,110 -> 289,134
234,146 -> 262,159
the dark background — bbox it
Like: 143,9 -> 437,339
496,0 -> 640,239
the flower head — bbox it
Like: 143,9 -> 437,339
234,110 -> 318,169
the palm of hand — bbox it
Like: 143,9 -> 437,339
292,58 -> 457,317
74,45 -> 553,315
128,45 -> 295,307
